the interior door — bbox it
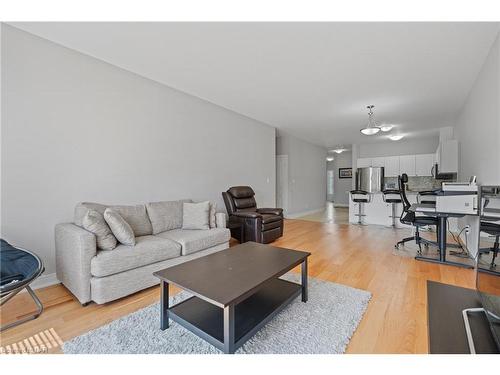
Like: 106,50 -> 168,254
276,155 -> 289,215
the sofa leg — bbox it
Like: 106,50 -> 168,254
81,301 -> 91,307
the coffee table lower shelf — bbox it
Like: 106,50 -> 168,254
168,278 -> 301,353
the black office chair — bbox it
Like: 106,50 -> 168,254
350,190 -> 371,225
382,189 -> 401,227
478,221 -> 500,270
395,174 -> 438,252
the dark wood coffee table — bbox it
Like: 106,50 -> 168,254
153,241 -> 310,353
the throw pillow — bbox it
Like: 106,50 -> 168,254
209,202 -> 217,228
82,209 -> 117,250
104,208 -> 136,246
182,201 -> 210,230
74,202 -> 108,227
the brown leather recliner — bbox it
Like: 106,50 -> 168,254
222,186 -> 284,244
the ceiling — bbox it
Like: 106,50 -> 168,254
10,22 -> 500,148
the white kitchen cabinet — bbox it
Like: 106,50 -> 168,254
371,157 -> 385,167
437,140 -> 458,173
357,158 -> 372,168
384,156 -> 400,177
399,155 -> 416,176
415,153 -> 435,176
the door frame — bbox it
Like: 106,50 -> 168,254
276,155 -> 289,216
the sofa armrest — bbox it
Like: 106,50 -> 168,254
55,223 -> 96,304
215,212 -> 227,228
231,211 -> 262,219
257,208 -> 283,216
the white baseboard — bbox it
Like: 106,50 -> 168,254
285,207 -> 326,219
30,273 -> 60,290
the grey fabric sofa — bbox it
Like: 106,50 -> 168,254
55,200 -> 230,305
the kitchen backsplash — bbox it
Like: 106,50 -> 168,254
384,176 -> 450,192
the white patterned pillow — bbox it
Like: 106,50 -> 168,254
182,201 -> 210,230
104,208 -> 136,246
209,202 -> 217,228
82,209 -> 117,250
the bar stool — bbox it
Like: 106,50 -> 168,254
382,189 -> 401,227
350,190 -> 371,225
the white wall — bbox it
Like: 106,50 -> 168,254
327,151 -> 352,206
276,132 -> 327,216
357,136 -> 439,158
1,25 -> 276,275
455,31 -> 500,185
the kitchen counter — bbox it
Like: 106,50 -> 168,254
348,191 -> 418,227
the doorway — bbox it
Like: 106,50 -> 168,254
276,155 -> 289,216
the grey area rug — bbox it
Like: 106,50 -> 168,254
63,274 -> 371,354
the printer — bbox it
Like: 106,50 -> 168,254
435,177 -> 479,215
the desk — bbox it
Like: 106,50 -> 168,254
410,203 -> 477,269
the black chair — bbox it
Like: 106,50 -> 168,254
222,186 -> 284,244
395,174 -> 438,252
479,221 -> 500,270
382,189 -> 401,227
1,239 -> 44,331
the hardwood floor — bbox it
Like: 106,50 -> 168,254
295,203 -> 349,224
0,219 -> 475,354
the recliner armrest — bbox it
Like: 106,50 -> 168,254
231,212 -> 262,219
257,208 -> 283,216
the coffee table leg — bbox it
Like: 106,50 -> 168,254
160,280 -> 169,330
223,304 -> 235,354
301,258 -> 308,302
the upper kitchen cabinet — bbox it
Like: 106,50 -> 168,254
436,140 -> 458,173
399,155 -> 416,176
415,153 -> 435,176
357,158 -> 372,168
384,156 -> 400,177
371,157 -> 386,167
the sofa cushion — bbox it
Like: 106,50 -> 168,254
110,204 -> 153,236
157,228 -> 230,256
104,209 -> 136,246
146,199 -> 192,234
82,209 -> 117,250
91,235 -> 181,277
74,202 -> 108,227
182,201 -> 210,230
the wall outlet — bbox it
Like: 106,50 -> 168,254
464,225 -> 470,235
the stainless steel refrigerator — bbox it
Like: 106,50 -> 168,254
356,167 -> 384,193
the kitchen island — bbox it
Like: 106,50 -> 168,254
348,191 -> 422,227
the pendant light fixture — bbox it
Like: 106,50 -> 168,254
360,105 -> 381,135
331,145 -> 348,154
